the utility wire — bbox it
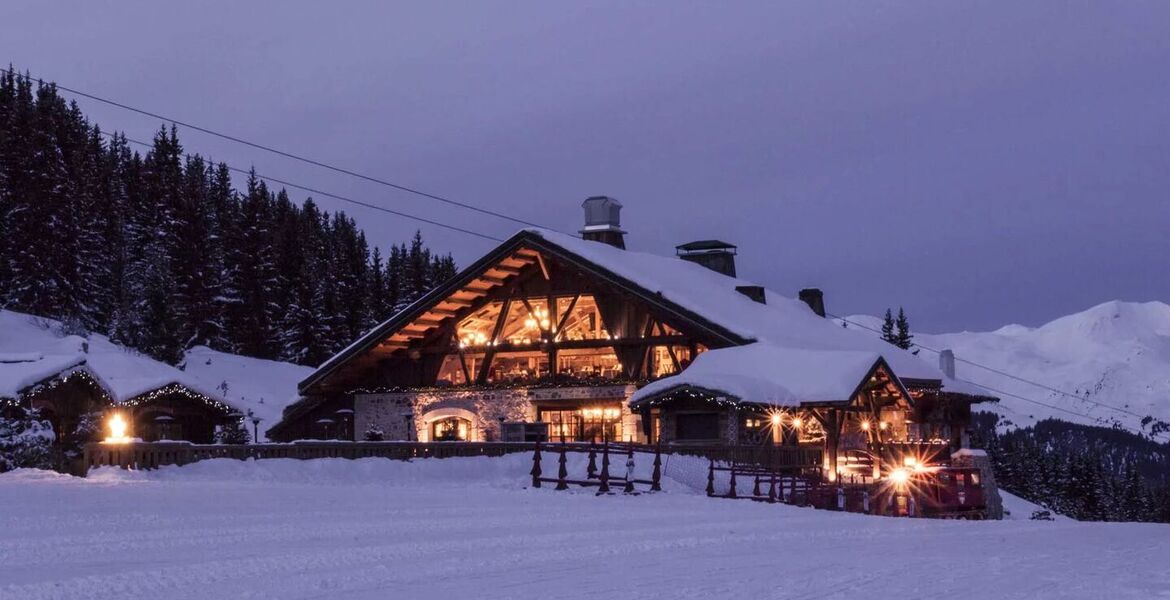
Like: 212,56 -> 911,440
5,67 -> 562,233
114,132 -> 504,243
828,312 -> 1168,440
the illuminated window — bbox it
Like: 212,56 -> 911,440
432,417 -> 471,441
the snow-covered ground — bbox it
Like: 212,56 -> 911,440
841,300 -> 1170,435
2,455 -> 1167,600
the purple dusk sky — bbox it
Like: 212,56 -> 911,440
4,2 -> 1168,332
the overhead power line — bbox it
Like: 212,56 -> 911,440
114,132 -> 504,243
5,67 -> 562,233
828,312 -> 1167,440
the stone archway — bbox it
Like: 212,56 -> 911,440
419,406 -> 480,442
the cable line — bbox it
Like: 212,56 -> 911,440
114,132 -> 504,243
6,67 -> 562,233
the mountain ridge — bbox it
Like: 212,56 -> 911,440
841,300 -> 1170,437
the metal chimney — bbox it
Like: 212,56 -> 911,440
580,196 -> 626,249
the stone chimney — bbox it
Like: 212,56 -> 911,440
676,240 -> 737,277
798,288 -> 826,317
580,196 -> 626,249
939,349 -> 956,379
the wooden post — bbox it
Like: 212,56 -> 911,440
650,443 -> 662,492
587,443 -> 598,479
768,475 -> 777,503
752,475 -> 761,497
623,448 -> 635,493
555,444 -> 569,490
531,441 -> 542,488
706,459 -> 716,496
728,469 -> 737,498
598,441 -> 611,494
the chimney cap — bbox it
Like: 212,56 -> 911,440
675,240 -> 737,255
580,195 -> 626,248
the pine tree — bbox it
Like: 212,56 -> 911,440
368,246 -> 388,326
880,309 -> 896,346
894,307 -> 913,350
0,70 -> 459,367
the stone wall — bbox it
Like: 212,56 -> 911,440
354,384 -> 638,442
951,448 -> 1004,520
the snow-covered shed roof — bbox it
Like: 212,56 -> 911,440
630,344 -> 888,408
0,352 -> 88,400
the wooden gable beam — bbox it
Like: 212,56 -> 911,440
553,292 -> 581,341
489,265 -> 523,275
476,289 -> 514,385
535,252 -> 550,280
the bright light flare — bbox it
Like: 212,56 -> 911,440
104,413 -> 131,443
889,468 -> 911,486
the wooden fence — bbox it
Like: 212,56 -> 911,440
81,439 -> 826,476
82,441 -> 538,473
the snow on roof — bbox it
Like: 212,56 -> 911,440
0,312 -> 311,435
182,345 -> 314,438
630,344 -> 883,408
527,229 -> 978,396
301,228 -> 991,402
0,353 -> 87,400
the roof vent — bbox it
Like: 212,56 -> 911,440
676,240 -> 737,277
580,196 -> 625,249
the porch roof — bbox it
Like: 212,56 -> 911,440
629,343 -> 887,409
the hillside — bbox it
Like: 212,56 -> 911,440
0,310 -> 311,439
841,301 -> 1170,437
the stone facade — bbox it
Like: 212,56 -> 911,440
355,384 -> 639,442
951,448 -> 1004,520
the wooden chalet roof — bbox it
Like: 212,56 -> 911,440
297,228 -> 994,402
297,230 -> 751,395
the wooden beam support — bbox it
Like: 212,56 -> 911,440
655,322 -> 683,373
553,292 -> 581,341
457,350 -> 472,385
476,290 -> 514,384
477,275 -> 509,286
536,253 -> 551,280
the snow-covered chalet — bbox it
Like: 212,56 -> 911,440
270,197 -> 995,483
